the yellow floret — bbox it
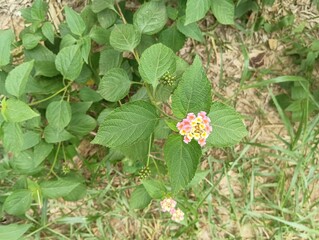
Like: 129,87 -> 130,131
194,133 -> 200,140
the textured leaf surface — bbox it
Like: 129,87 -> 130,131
40,179 -> 82,199
46,101 -> 72,130
42,21 -> 55,44
98,68 -> 131,102
133,1 -> 167,35
92,101 -> 159,148
172,56 -> 211,118
92,0 -> 115,13
129,185 -> 152,209
55,45 -> 83,80
5,60 -> 34,98
97,9 -> 117,29
65,6 -> 86,36
68,114 -> 97,137
44,126 -> 73,143
2,98 -> 39,123
0,224 -> 32,240
139,43 -> 176,88
207,102 -> 247,147
22,33 -> 42,50
2,123 -> 24,153
142,179 -> 166,199
164,135 -> 202,193
159,25 -> 186,52
3,190 -> 32,216
0,29 -> 14,67
185,0 -> 210,24
176,17 -> 204,43
110,24 -> 141,52
211,0 -> 235,25
25,45 -> 59,77
99,49 -> 122,75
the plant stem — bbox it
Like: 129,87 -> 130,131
115,1 -> 127,24
48,142 -> 61,177
29,81 -> 73,106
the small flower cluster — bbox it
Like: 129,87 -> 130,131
138,166 -> 151,179
176,111 -> 212,147
160,197 -> 184,223
160,71 -> 176,86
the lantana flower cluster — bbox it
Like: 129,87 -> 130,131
176,111 -> 212,147
160,197 -> 184,223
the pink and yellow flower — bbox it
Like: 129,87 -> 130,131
160,198 -> 177,213
170,208 -> 185,222
176,111 -> 212,147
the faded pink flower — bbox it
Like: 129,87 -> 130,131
160,198 -> 177,213
170,208 -> 184,222
176,111 -> 212,147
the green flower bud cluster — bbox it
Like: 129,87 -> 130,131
160,71 -> 176,86
62,164 -> 70,175
139,166 -> 151,179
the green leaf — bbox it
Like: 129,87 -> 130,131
26,76 -> 63,94
187,170 -> 209,188
176,17 -> 204,43
33,142 -> 53,166
136,35 -> 156,55
65,6 -> 86,36
81,5 -> 97,30
211,0 -> 235,25
99,49 -> 123,75
22,33 -> 42,50
21,0 -> 48,23
11,151 -> 37,173
40,179 -> 82,199
1,99 -> 39,123
159,25 -> 186,52
97,9 -> 117,29
206,102 -> 247,147
0,29 -> 14,67
2,123 -> 24,153
63,183 -> 87,201
60,34 -> 77,49
92,0 -> 115,13
55,45 -> 83,81
89,26 -> 111,45
115,138 -> 149,162
46,101 -> 72,130
109,24 -> 141,52
5,60 -> 34,98
133,1 -> 167,35
139,43 -> 176,88
164,134 -> 202,193
154,119 -> 171,139
42,21 -> 55,44
185,0 -> 210,25
22,131 -> 41,150
171,56 -> 211,118
98,68 -> 131,102
3,189 -> 32,216
92,100 -> 159,148
129,185 -> 152,210
79,36 -> 91,64
0,224 -> 32,240
25,45 -> 59,77
68,114 -> 97,137
44,125 -> 73,143
79,86 -> 103,102
142,179 -> 166,199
